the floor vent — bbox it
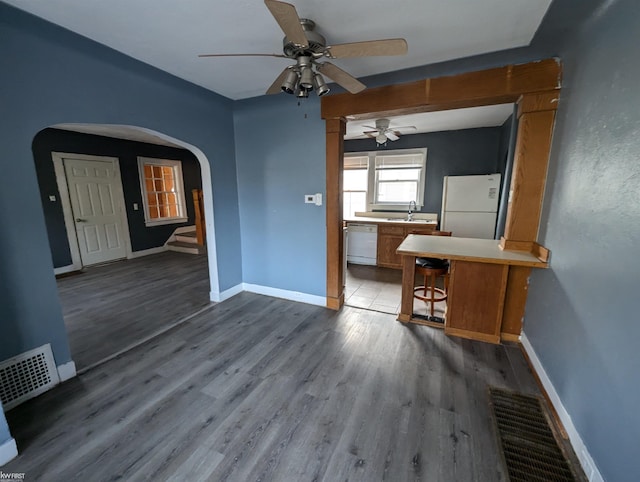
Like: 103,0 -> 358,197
489,387 -> 581,482
0,344 -> 60,410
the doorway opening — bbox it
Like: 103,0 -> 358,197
341,106 -> 515,318
33,123 -> 219,371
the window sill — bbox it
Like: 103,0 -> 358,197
144,217 -> 188,227
369,204 -> 423,212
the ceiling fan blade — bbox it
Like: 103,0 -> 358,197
264,0 -> 308,48
362,125 -> 378,130
266,67 -> 292,95
199,53 -> 288,58
364,132 -> 378,139
327,39 -> 408,58
392,125 -> 418,132
385,131 -> 400,141
317,62 -> 366,94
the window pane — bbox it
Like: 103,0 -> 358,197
344,191 -> 367,218
154,179 -> 164,191
377,168 -> 420,181
377,181 -> 418,203
343,169 -> 367,191
147,193 -> 157,207
144,165 -> 153,177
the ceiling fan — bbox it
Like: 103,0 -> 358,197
363,119 -> 417,145
199,0 -> 408,98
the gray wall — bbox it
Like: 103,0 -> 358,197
33,128 -> 203,268
0,3 -> 242,369
345,127 -> 502,217
525,0 -> 640,480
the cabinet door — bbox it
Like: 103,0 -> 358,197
377,233 -> 405,268
445,261 -> 508,344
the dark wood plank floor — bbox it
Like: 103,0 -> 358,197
57,251 -> 210,370
5,292 -> 542,481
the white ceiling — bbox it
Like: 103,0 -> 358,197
345,104 -> 514,140
6,0 -> 552,100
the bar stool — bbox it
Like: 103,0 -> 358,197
413,231 -> 452,317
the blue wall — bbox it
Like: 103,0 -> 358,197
0,401 -> 11,447
32,128 -> 203,267
0,3 -> 242,367
525,1 -> 640,480
345,127 -> 502,217
233,95 -> 326,296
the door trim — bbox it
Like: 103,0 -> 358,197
52,152 -> 132,270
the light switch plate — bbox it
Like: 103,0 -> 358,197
314,193 -> 322,206
49,195 -> 56,202
304,194 -> 315,204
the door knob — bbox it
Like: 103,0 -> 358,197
75,218 -> 88,222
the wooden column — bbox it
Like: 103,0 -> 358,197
398,253 -> 416,322
500,92 -> 558,338
326,118 -> 346,310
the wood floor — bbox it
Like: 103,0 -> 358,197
57,251 -> 210,369
5,292 -> 541,481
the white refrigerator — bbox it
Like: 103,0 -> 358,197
441,174 -> 501,239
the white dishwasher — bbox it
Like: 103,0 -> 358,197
346,223 -> 378,265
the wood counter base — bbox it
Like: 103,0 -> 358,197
397,235 -> 549,344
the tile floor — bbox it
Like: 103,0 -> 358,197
345,263 -> 447,318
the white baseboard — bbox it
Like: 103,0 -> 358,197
57,361 -> 77,382
54,264 -> 79,276
0,438 -> 18,466
211,283 -> 244,302
128,246 -> 167,259
242,283 -> 326,307
521,333 -> 603,482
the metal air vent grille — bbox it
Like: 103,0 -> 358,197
0,344 -> 60,410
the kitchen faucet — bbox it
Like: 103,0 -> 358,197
407,200 -> 417,221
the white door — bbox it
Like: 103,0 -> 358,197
64,158 -> 128,266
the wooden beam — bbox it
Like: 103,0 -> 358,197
326,118 -> 346,310
503,99 -> 557,242
321,58 -> 561,119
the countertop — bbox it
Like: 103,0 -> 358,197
345,217 -> 437,226
396,234 -> 548,268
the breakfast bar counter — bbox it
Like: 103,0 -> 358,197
396,235 -> 549,343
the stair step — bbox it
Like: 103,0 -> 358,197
175,231 -> 199,243
167,240 -> 205,255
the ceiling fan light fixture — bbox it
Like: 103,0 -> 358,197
313,73 -> 330,96
299,66 -> 314,90
296,87 -> 310,98
376,133 -> 388,145
281,69 -> 298,94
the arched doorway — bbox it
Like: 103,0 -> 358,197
34,123 -> 221,370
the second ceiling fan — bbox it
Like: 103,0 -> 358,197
199,0 -> 408,98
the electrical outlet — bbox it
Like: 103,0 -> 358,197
314,193 -> 323,206
49,195 -> 56,202
133,203 -> 139,211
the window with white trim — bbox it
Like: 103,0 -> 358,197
343,148 -> 427,214
137,157 -> 188,226
343,155 -> 368,219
